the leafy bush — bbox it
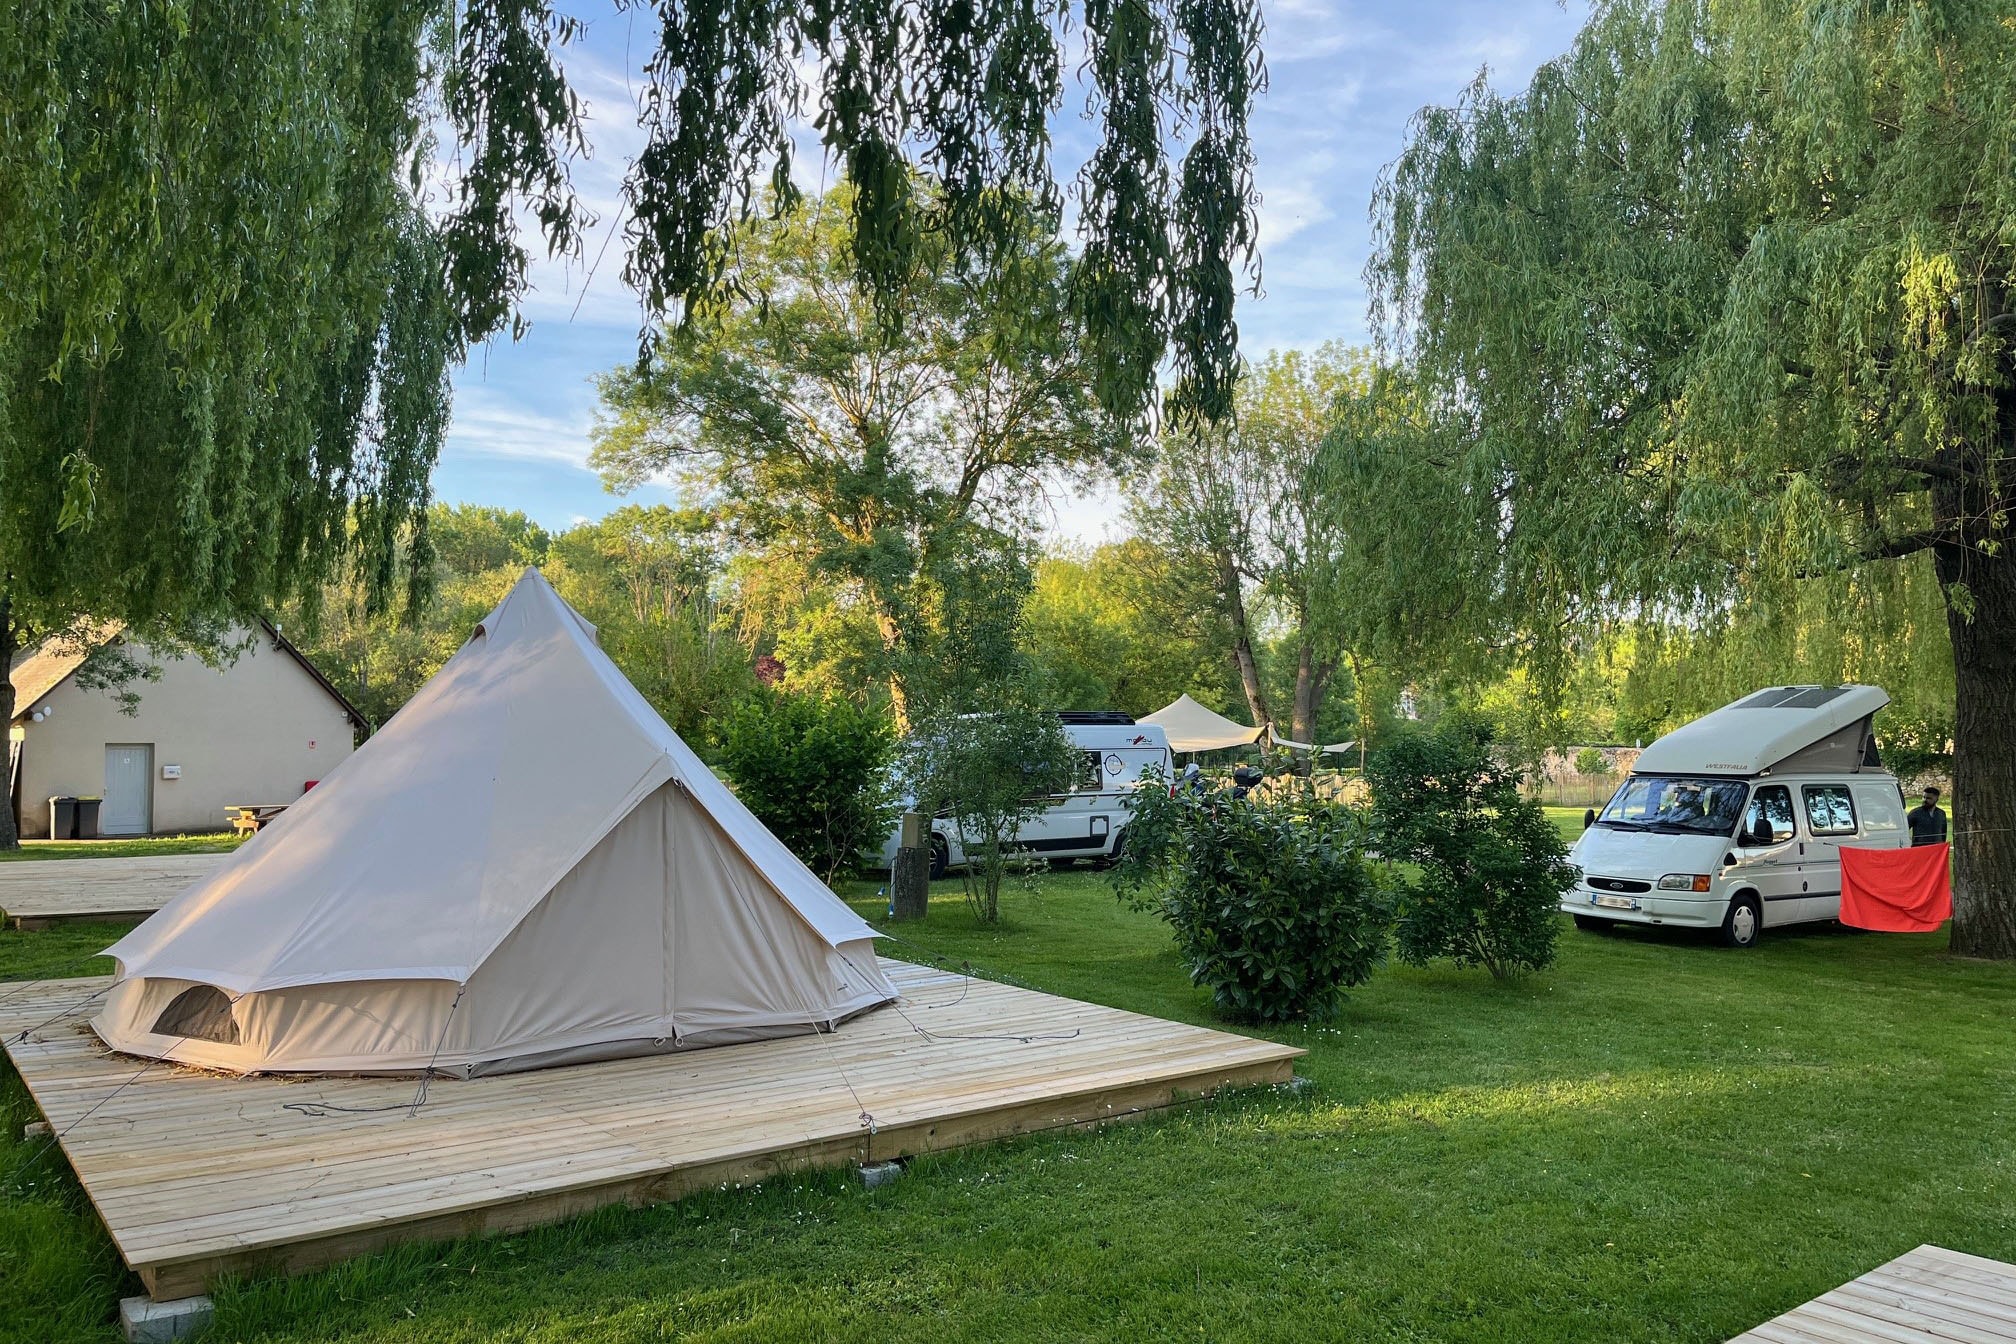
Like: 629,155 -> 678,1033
718,690 -> 897,883
903,705 -> 1078,923
1113,778 -> 1390,1024
1368,714 -> 1577,978
1571,746 -> 1611,777
1876,714 -> 1953,787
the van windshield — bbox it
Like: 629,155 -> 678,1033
1597,776 -> 1748,836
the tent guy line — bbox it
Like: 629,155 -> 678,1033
279,987 -> 469,1119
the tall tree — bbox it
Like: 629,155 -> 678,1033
546,507 -> 756,741
1247,347 -> 1370,746
620,0 -> 1264,427
3,0 -> 1262,846
1370,0 -> 2016,955
1020,541 -> 1228,714
1132,345 -> 1376,744
592,187 -> 1137,724
0,1 -> 578,847
1131,404 -> 1274,728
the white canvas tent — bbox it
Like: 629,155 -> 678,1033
94,570 -> 896,1077
1139,694 -> 1264,753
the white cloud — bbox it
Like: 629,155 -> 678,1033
1255,180 -> 1334,250
443,386 -> 596,468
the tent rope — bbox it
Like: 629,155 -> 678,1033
280,986 -> 465,1120
6,982 -> 114,1045
835,946 -> 1082,1048
692,805 -> 882,1143
7,1030 -> 193,1195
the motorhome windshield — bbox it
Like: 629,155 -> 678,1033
1597,775 -> 1748,836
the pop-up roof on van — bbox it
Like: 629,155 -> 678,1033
1631,685 -> 1889,778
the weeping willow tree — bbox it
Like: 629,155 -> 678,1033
1370,0 -> 2016,957
2,0 -> 1263,848
0,0 -> 581,846
624,0 -> 1265,426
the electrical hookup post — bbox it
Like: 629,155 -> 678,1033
889,811 -> 930,922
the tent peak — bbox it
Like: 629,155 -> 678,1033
471,568 -> 599,645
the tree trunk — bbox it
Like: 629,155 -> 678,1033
1217,551 -> 1271,729
1346,652 -> 1376,771
889,844 -> 931,922
1936,535 -> 2016,958
1288,645 -> 1337,778
0,590 -> 17,850
872,605 -> 911,733
1290,646 -> 1335,746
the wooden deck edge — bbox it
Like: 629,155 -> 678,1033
136,1054 -> 1296,1300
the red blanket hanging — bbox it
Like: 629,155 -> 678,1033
1840,843 -> 1952,933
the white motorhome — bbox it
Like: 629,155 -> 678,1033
1562,685 -> 1910,946
880,712 -> 1174,876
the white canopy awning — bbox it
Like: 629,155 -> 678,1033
1269,727 -> 1357,756
1139,694 -> 1264,753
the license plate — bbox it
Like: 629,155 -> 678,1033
1592,894 -> 1637,910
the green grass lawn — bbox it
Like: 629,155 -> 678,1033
4,870 -> 2013,1343
0,834 -> 244,863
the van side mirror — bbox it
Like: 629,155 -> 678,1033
1582,808 -> 1596,831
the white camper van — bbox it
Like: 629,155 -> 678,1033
881,712 -> 1174,876
1562,685 -> 1911,947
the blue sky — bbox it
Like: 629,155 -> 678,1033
435,0 -> 1589,539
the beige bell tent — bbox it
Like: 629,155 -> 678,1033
1139,694 -> 1264,753
94,569 -> 896,1077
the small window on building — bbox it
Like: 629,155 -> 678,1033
151,985 -> 238,1044
1802,785 -> 1858,837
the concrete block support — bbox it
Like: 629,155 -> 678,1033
120,1294 -> 214,1343
857,1160 -> 905,1190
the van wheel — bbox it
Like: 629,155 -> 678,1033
1097,828 -> 1128,870
928,835 -> 949,880
1721,893 -> 1762,948
1572,914 -> 1614,933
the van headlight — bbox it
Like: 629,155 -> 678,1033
1658,874 -> 1712,892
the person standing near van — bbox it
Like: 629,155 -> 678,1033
1908,787 -> 1949,846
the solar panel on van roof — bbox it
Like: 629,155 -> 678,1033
1734,686 -> 1848,709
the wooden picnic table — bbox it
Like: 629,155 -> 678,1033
225,804 -> 289,835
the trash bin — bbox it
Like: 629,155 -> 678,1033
74,796 -> 102,840
48,796 -> 78,840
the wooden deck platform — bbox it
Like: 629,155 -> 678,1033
1,960 -> 1301,1300
0,853 -> 223,928
1731,1244 -> 2016,1342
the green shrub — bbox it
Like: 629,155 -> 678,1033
1369,714 -> 1578,978
902,705 -> 1079,923
718,690 -> 897,883
1571,746 -> 1610,777
1113,779 -> 1390,1024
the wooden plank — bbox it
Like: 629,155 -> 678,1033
0,960 -> 1302,1299
1731,1248 -> 2016,1343
0,853 -> 224,927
